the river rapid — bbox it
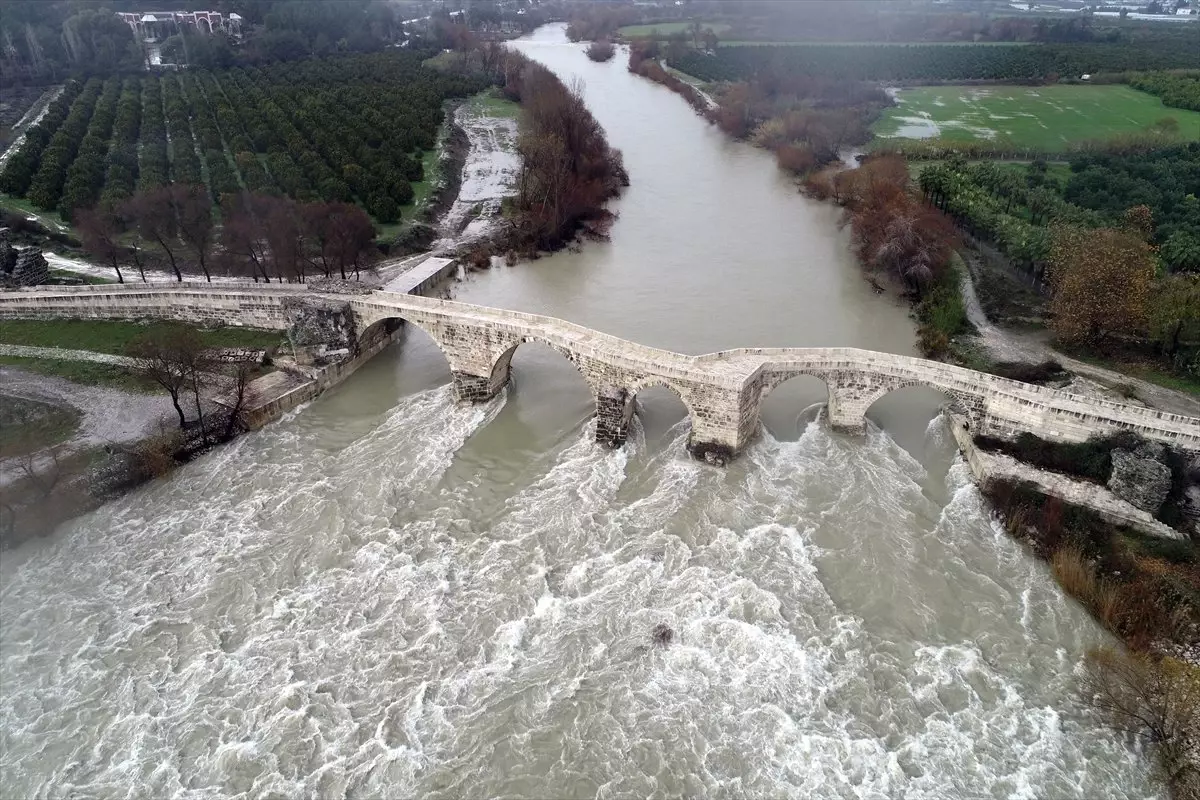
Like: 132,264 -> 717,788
0,25 -> 1161,799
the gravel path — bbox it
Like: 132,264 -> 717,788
959,261 -> 1200,419
433,102 -> 520,251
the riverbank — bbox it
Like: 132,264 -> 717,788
0,25 -> 1176,798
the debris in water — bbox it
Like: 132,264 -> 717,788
652,623 -> 674,647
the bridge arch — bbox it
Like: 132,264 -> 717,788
861,380 -> 980,422
624,380 -> 697,444
489,337 -> 597,394
355,315 -> 456,386
756,372 -> 834,438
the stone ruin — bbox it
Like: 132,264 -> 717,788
12,249 -> 48,287
0,235 -> 49,288
1107,440 -> 1173,516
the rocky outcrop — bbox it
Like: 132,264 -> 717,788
1108,441 -> 1173,515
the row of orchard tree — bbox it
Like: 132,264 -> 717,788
0,50 -> 488,227
78,184 -> 377,285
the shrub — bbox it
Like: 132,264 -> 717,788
973,430 -> 1143,483
775,143 -> 817,174
1083,647 -> 1200,797
988,359 -> 1068,385
586,40 -> 616,63
1052,546 -> 1099,603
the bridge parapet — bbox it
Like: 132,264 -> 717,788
2,286 -> 1198,462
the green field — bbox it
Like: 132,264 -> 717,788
718,40 -> 1033,46
874,84 -> 1200,150
618,21 -> 730,37
0,319 -> 283,355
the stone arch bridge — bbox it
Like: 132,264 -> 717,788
3,283 -> 1198,463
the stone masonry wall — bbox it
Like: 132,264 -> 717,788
3,286 -> 1199,463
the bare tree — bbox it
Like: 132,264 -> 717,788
1083,647 -> 1200,793
124,187 -> 184,281
15,445 -> 67,500
76,205 -> 126,283
264,197 -> 306,282
306,201 -> 377,280
175,184 -> 215,282
221,363 -> 258,439
126,327 -> 207,430
221,193 -> 273,282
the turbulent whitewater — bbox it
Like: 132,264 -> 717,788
0,24 -> 1162,799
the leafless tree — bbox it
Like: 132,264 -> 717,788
264,196 -> 307,283
175,184 -> 215,282
76,205 -> 126,283
123,187 -> 183,281
1083,647 -> 1200,793
127,327 -> 210,431
220,193 -> 273,282
221,363 -> 258,439
306,201 -> 377,280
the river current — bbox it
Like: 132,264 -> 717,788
0,25 -> 1160,799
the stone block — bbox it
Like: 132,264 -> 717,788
11,249 -> 48,286
1108,443 -> 1172,515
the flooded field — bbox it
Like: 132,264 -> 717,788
874,84 -> 1200,149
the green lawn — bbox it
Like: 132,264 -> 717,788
874,84 -> 1200,151
376,144 -> 441,241
719,40 -> 1033,46
0,319 -> 283,356
618,21 -> 730,37
49,268 -> 114,285
468,87 -> 520,120
0,194 -> 73,234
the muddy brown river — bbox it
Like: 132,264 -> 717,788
0,25 -> 1161,799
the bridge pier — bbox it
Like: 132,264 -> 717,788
595,386 -> 631,449
452,371 -> 505,403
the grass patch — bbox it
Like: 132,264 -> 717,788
987,359 -> 1069,386
875,84 -> 1200,151
618,21 -> 730,37
0,355 -> 155,392
468,87 -> 520,120
975,429 -> 1143,483
0,319 -> 283,356
0,396 -> 81,458
0,194 -> 74,235
915,257 -> 973,359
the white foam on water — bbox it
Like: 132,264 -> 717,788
0,393 -> 1164,798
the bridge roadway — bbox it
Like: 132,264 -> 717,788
3,282 -> 1199,463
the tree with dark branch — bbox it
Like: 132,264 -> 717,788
126,327 -> 207,430
1083,647 -> 1200,795
123,186 -> 183,281
175,184 -> 215,282
76,205 -> 126,283
221,193 -> 274,282
222,363 -> 258,440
